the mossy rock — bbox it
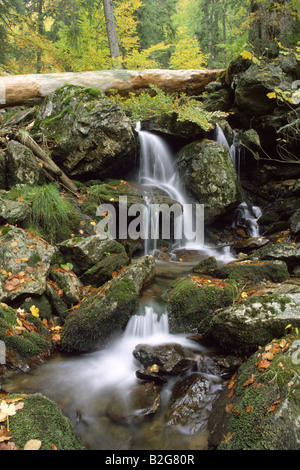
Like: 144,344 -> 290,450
215,259 -> 290,283
164,276 -> 235,334
9,393 -> 85,450
0,304 -> 51,363
60,255 -> 155,353
209,293 -> 300,355
80,251 -> 129,286
192,256 -> 218,275
60,276 -> 138,353
208,334 -> 300,450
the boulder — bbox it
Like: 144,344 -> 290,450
58,236 -> 126,276
5,141 -> 45,187
209,293 -> 300,354
60,255 -> 156,353
165,373 -> 217,433
0,225 -> 57,302
164,276 -> 235,334
0,196 -> 31,225
208,334 -> 300,450
9,393 -> 85,450
215,259 -> 290,283
0,303 -> 52,371
49,267 -> 83,306
34,85 -> 137,179
176,140 -> 243,224
133,343 -> 197,376
249,241 -> 300,272
106,382 -> 161,424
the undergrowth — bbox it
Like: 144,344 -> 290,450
5,184 -> 80,244
110,85 -> 227,131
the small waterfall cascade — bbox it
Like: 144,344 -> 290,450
136,123 -> 204,254
215,123 -> 261,237
136,122 -> 186,204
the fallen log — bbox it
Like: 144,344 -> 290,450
0,68 -> 222,109
9,130 -> 79,195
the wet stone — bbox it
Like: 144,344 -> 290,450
133,343 -> 198,376
135,368 -> 168,385
165,373 -> 215,434
106,382 -> 161,424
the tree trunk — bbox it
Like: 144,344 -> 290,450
0,68 -> 222,109
102,0 -> 122,69
249,0 -> 297,56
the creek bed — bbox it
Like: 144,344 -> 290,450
3,255 -> 231,450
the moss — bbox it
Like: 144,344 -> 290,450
9,393 -> 85,450
165,277 -> 234,333
215,259 -> 290,283
216,334 -> 300,450
43,105 -> 75,125
0,305 -> 50,360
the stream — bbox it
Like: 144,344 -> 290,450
2,126 -> 252,450
3,255 -> 232,451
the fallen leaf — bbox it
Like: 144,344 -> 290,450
24,439 -> 42,450
225,404 -> 235,413
30,305 -> 39,318
243,374 -> 257,387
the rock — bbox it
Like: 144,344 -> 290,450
133,343 -> 197,376
176,140 -> 243,225
209,293 -> 300,354
35,85 -> 137,179
5,141 -> 46,187
9,393 -> 85,450
164,276 -> 234,334
0,302 -> 52,375
0,151 -> 6,189
208,335 -> 300,450
80,251 -> 129,287
49,267 -> 83,306
215,259 -> 290,283
249,241 -> 300,272
0,225 -> 57,302
234,61 -> 290,119
58,236 -> 126,276
0,196 -> 31,225
106,382 -> 161,424
60,255 -> 156,353
192,256 -> 218,275
165,373 -> 217,434
135,368 -> 168,385
290,209 -> 300,235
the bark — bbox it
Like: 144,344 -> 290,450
0,68 -> 222,109
102,0 -> 122,68
13,130 -> 79,194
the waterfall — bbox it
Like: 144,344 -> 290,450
136,124 -> 204,253
215,123 -> 261,238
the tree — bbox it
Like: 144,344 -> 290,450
249,0 -> 300,56
102,0 -> 122,68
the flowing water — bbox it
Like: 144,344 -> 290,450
3,126 -> 237,450
215,123 -> 262,237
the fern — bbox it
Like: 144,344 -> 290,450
111,85 -> 227,131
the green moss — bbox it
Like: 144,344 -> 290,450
165,277 -> 234,333
9,393 -> 85,450
0,305 -> 50,360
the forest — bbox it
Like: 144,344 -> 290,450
0,0 -> 299,75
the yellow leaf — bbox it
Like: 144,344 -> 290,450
241,50 -> 253,61
241,292 -> 248,298
267,92 -> 276,99
30,305 -> 39,318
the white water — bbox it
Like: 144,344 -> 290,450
216,123 -> 262,237
136,123 -> 234,260
5,305 -> 203,398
